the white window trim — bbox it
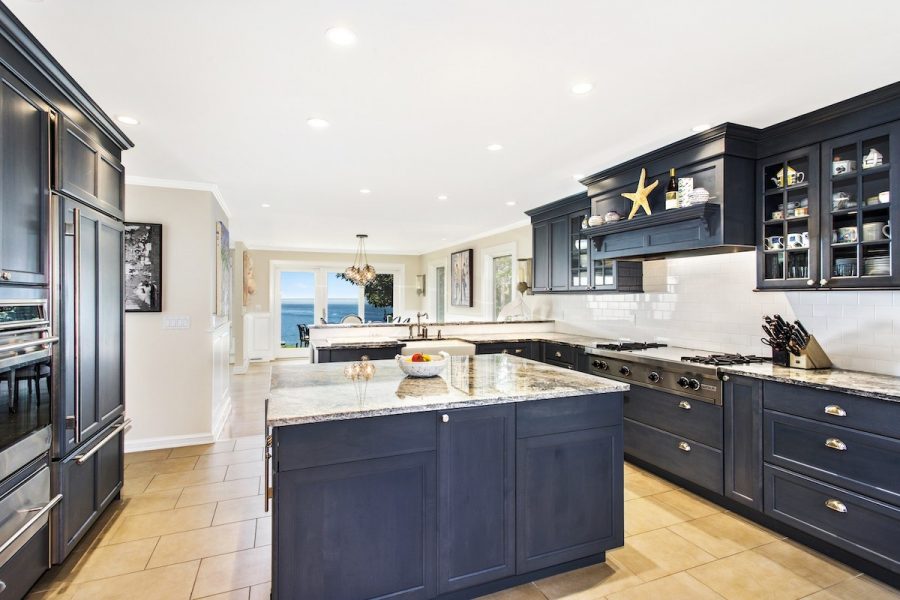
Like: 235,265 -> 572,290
480,242 -> 517,321
427,257 -> 449,320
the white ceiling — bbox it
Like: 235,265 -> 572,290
10,0 -> 900,254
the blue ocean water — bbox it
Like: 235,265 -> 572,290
280,300 -> 393,346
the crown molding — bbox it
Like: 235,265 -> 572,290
125,175 -> 232,219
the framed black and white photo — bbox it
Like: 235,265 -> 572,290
124,222 -> 163,312
450,248 -> 473,307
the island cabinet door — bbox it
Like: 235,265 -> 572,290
273,451 -> 437,600
516,425 -> 623,573
438,405 -> 516,593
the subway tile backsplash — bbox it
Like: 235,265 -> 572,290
531,252 -> 900,376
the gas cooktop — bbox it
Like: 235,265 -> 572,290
595,342 -> 668,351
681,354 -> 769,366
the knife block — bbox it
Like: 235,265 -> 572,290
785,335 -> 832,370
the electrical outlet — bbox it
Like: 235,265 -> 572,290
162,315 -> 191,330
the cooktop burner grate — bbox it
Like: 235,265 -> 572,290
595,342 -> 668,351
680,353 -> 770,366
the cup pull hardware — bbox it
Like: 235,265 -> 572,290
678,400 -> 691,410
825,438 -> 847,451
825,498 -> 847,513
441,414 -> 449,423
677,441 -> 691,452
555,351 -> 562,358
824,405 -> 846,417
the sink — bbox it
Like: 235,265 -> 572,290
400,339 -> 476,356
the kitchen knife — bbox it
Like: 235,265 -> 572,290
794,320 -> 811,346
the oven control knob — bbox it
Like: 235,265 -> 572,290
592,360 -> 609,371
677,376 -> 690,388
689,378 -> 702,391
648,371 -> 661,383
619,366 -> 631,377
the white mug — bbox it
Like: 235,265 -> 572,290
862,222 -> 891,240
765,235 -> 784,250
786,233 -> 805,248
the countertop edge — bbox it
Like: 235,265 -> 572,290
720,366 -> 900,403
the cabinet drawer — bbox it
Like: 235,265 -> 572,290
763,381 -> 900,439
765,465 -> 900,573
321,345 -> 402,363
275,412 -> 437,471
624,385 -> 723,449
543,343 -> 577,366
764,410 -> 900,506
624,418 -> 723,494
475,342 -> 533,359
0,523 -> 49,599
517,394 -> 622,438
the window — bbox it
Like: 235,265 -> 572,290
279,270 -> 315,348
363,274 -> 394,322
492,255 -> 512,320
435,266 -> 446,322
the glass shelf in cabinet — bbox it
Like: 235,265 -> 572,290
861,163 -> 890,176
831,241 -> 859,248
831,171 -> 858,182
830,208 -> 859,217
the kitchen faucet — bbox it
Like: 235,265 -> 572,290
416,312 -> 429,338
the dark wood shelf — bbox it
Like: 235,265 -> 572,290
830,208 -> 859,217
831,171 -> 857,182
862,201 -> 891,211
861,163 -> 890,176
765,182 -> 809,195
583,203 -> 719,237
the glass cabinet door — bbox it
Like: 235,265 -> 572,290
757,145 -> 820,289
569,211 -> 590,290
821,122 -> 899,288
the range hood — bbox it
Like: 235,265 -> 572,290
577,123 -> 760,260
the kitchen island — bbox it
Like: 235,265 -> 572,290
266,354 -> 628,599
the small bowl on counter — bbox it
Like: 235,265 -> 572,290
396,351 -> 450,378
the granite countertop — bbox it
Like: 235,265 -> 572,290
719,363 -> 900,403
315,331 -> 611,349
266,354 -> 629,427
310,319 -> 553,329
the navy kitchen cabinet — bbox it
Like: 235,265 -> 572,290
474,341 -> 538,360
438,405 -> 515,593
316,343 -> 403,363
724,375 -> 763,510
57,114 -> 125,220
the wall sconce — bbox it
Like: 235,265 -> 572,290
516,258 -> 533,294
416,274 -> 426,296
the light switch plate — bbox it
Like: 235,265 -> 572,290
162,315 -> 191,330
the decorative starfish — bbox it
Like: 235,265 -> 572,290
622,168 -> 658,220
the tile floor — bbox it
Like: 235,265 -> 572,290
26,363 -> 900,599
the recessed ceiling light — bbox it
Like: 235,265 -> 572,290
116,115 -> 139,125
307,117 -> 330,129
691,123 -> 712,133
571,82 -> 593,95
325,27 -> 357,46
359,189 -> 371,194
505,201 -> 517,206
572,173 -> 585,181
486,144 -> 503,152
261,203 -> 271,208
437,195 -> 448,201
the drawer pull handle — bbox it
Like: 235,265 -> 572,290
824,405 -> 847,417
555,351 -> 562,358
825,438 -> 847,451
678,441 -> 691,452
442,414 -> 450,423
678,400 -> 691,410
825,498 -> 847,513
515,349 -> 523,354
501,349 -> 508,354
264,434 -> 273,512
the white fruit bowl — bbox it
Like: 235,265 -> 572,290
396,351 -> 450,378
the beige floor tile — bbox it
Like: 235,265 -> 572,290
212,495 -> 269,526
534,556 -> 643,599
169,440 -> 237,459
144,467 -> 228,493
688,549 -> 820,600
624,469 -> 675,500
479,582 -> 548,599
667,511 -> 780,558
176,477 -> 261,508
255,517 -> 271,547
624,496 -> 692,535
67,560 -> 200,600
119,488 -> 183,516
192,546 -> 271,598
753,539 -> 858,589
104,503 -> 216,545
124,456 -> 199,479
147,520 -> 257,568
804,575 -> 900,599
196,448 -> 263,469
68,537 -> 159,583
233,435 -> 265,451
196,591 -> 249,600
225,460 -> 263,481
609,528 -> 716,582
606,571 -> 723,600
124,449 -> 172,465
248,582 -> 271,600
651,489 -> 722,519
120,475 -> 153,497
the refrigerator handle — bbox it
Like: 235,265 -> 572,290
63,205 -> 82,444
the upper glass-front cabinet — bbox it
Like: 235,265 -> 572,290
757,121 -> 899,290
569,210 -> 591,290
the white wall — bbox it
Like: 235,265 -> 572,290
532,251 -> 900,376
124,185 -> 232,451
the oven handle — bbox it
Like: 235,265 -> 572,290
0,337 -> 58,354
74,418 -> 130,465
0,320 -> 51,333
0,493 -> 62,557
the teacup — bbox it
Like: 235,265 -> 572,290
786,233 -> 808,248
880,191 -> 891,204
832,159 -> 857,175
833,226 -> 858,243
765,235 -> 784,250
863,222 -> 891,241
770,210 -> 784,220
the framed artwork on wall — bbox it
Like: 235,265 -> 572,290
124,222 -> 163,312
216,221 -> 233,319
450,249 -> 473,307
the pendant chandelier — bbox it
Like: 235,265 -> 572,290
344,234 -> 377,286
